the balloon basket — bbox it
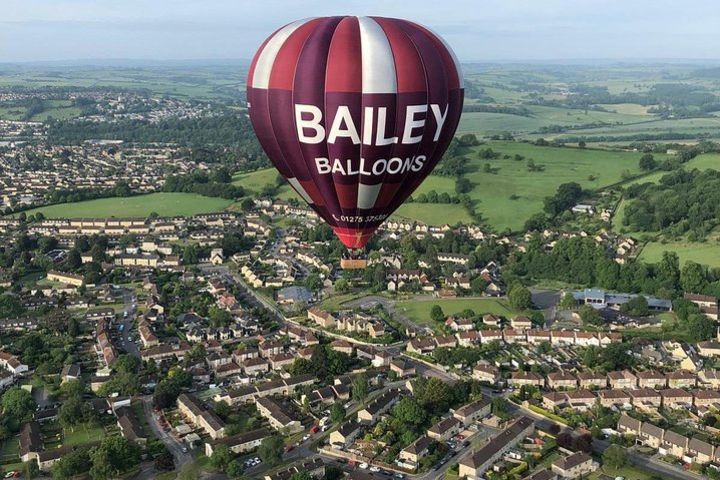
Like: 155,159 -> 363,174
340,257 -> 368,269
341,249 -> 368,269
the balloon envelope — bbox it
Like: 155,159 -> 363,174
247,16 -> 464,249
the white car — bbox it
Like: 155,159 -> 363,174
359,463 -> 369,469
369,466 -> 380,473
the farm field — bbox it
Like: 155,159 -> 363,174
639,240 -> 720,269
463,141 -> 656,231
14,192 -> 233,218
554,116 -> 720,142
0,99 -> 82,121
0,64 -> 247,100
234,141 -> 657,230
393,202 -> 472,226
396,297 -> 516,326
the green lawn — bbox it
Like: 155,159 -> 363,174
395,297 -> 516,326
0,437 -> 18,461
589,465 -> 657,480
14,193 -> 233,218
63,423 -> 107,446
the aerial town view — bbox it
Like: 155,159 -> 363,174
2,1 -> 720,479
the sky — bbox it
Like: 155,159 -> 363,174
1,0 -> 719,63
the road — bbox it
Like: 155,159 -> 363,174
119,288 -> 140,358
141,395 -> 193,468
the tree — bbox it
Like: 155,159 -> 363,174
330,402 -> 345,423
578,304 -> 603,326
352,374 -> 369,401
225,459 -> 244,478
414,377 -> 453,414
491,397 -> 509,417
455,177 -> 472,194
258,436 -> 284,467
430,305 -> 445,323
559,293 -> 576,309
639,153 -> 657,171
22,460 -> 39,480
334,278 -> 350,293
681,261 -> 706,293
58,395 -> 93,430
508,284 -> 532,310
113,354 -> 140,374
1,387 -> 36,431
603,444 -> 628,470
154,450 -> 175,472
687,314 -> 715,342
52,448 -> 91,480
391,397 -> 427,427
620,295 -> 649,316
470,277 -> 487,295
89,436 -> 141,479
305,273 -> 323,292
210,444 -> 233,470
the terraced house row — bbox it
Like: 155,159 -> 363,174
543,387 -> 720,413
406,329 -> 622,354
618,414 -> 718,465
509,368 -> 701,390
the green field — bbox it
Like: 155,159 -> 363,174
0,65 -> 246,101
393,203 -> 472,226
463,141 -> 654,231
396,297 -> 516,326
234,141 -> 655,230
639,240 -> 720,268
15,192 -> 233,218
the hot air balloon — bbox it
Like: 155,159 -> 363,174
247,16 -> 464,268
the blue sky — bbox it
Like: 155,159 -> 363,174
1,0 -> 719,62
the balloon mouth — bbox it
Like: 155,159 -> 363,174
332,226 -> 375,250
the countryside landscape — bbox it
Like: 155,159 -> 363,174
3,2 -> 720,480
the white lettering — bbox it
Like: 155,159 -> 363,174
386,157 -> 403,174
295,104 -> 325,144
372,159 -> 388,175
411,155 -> 426,172
315,157 -> 331,174
402,105 -> 427,144
431,104 -> 449,142
362,107 -> 374,145
375,108 -> 398,145
327,106 -> 360,144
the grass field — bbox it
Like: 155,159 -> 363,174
639,240 -> 720,268
463,141 -> 653,231
0,65 -> 246,101
14,192 -> 233,218
395,297 -> 516,326
234,141 -> 655,230
393,203 -> 472,226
